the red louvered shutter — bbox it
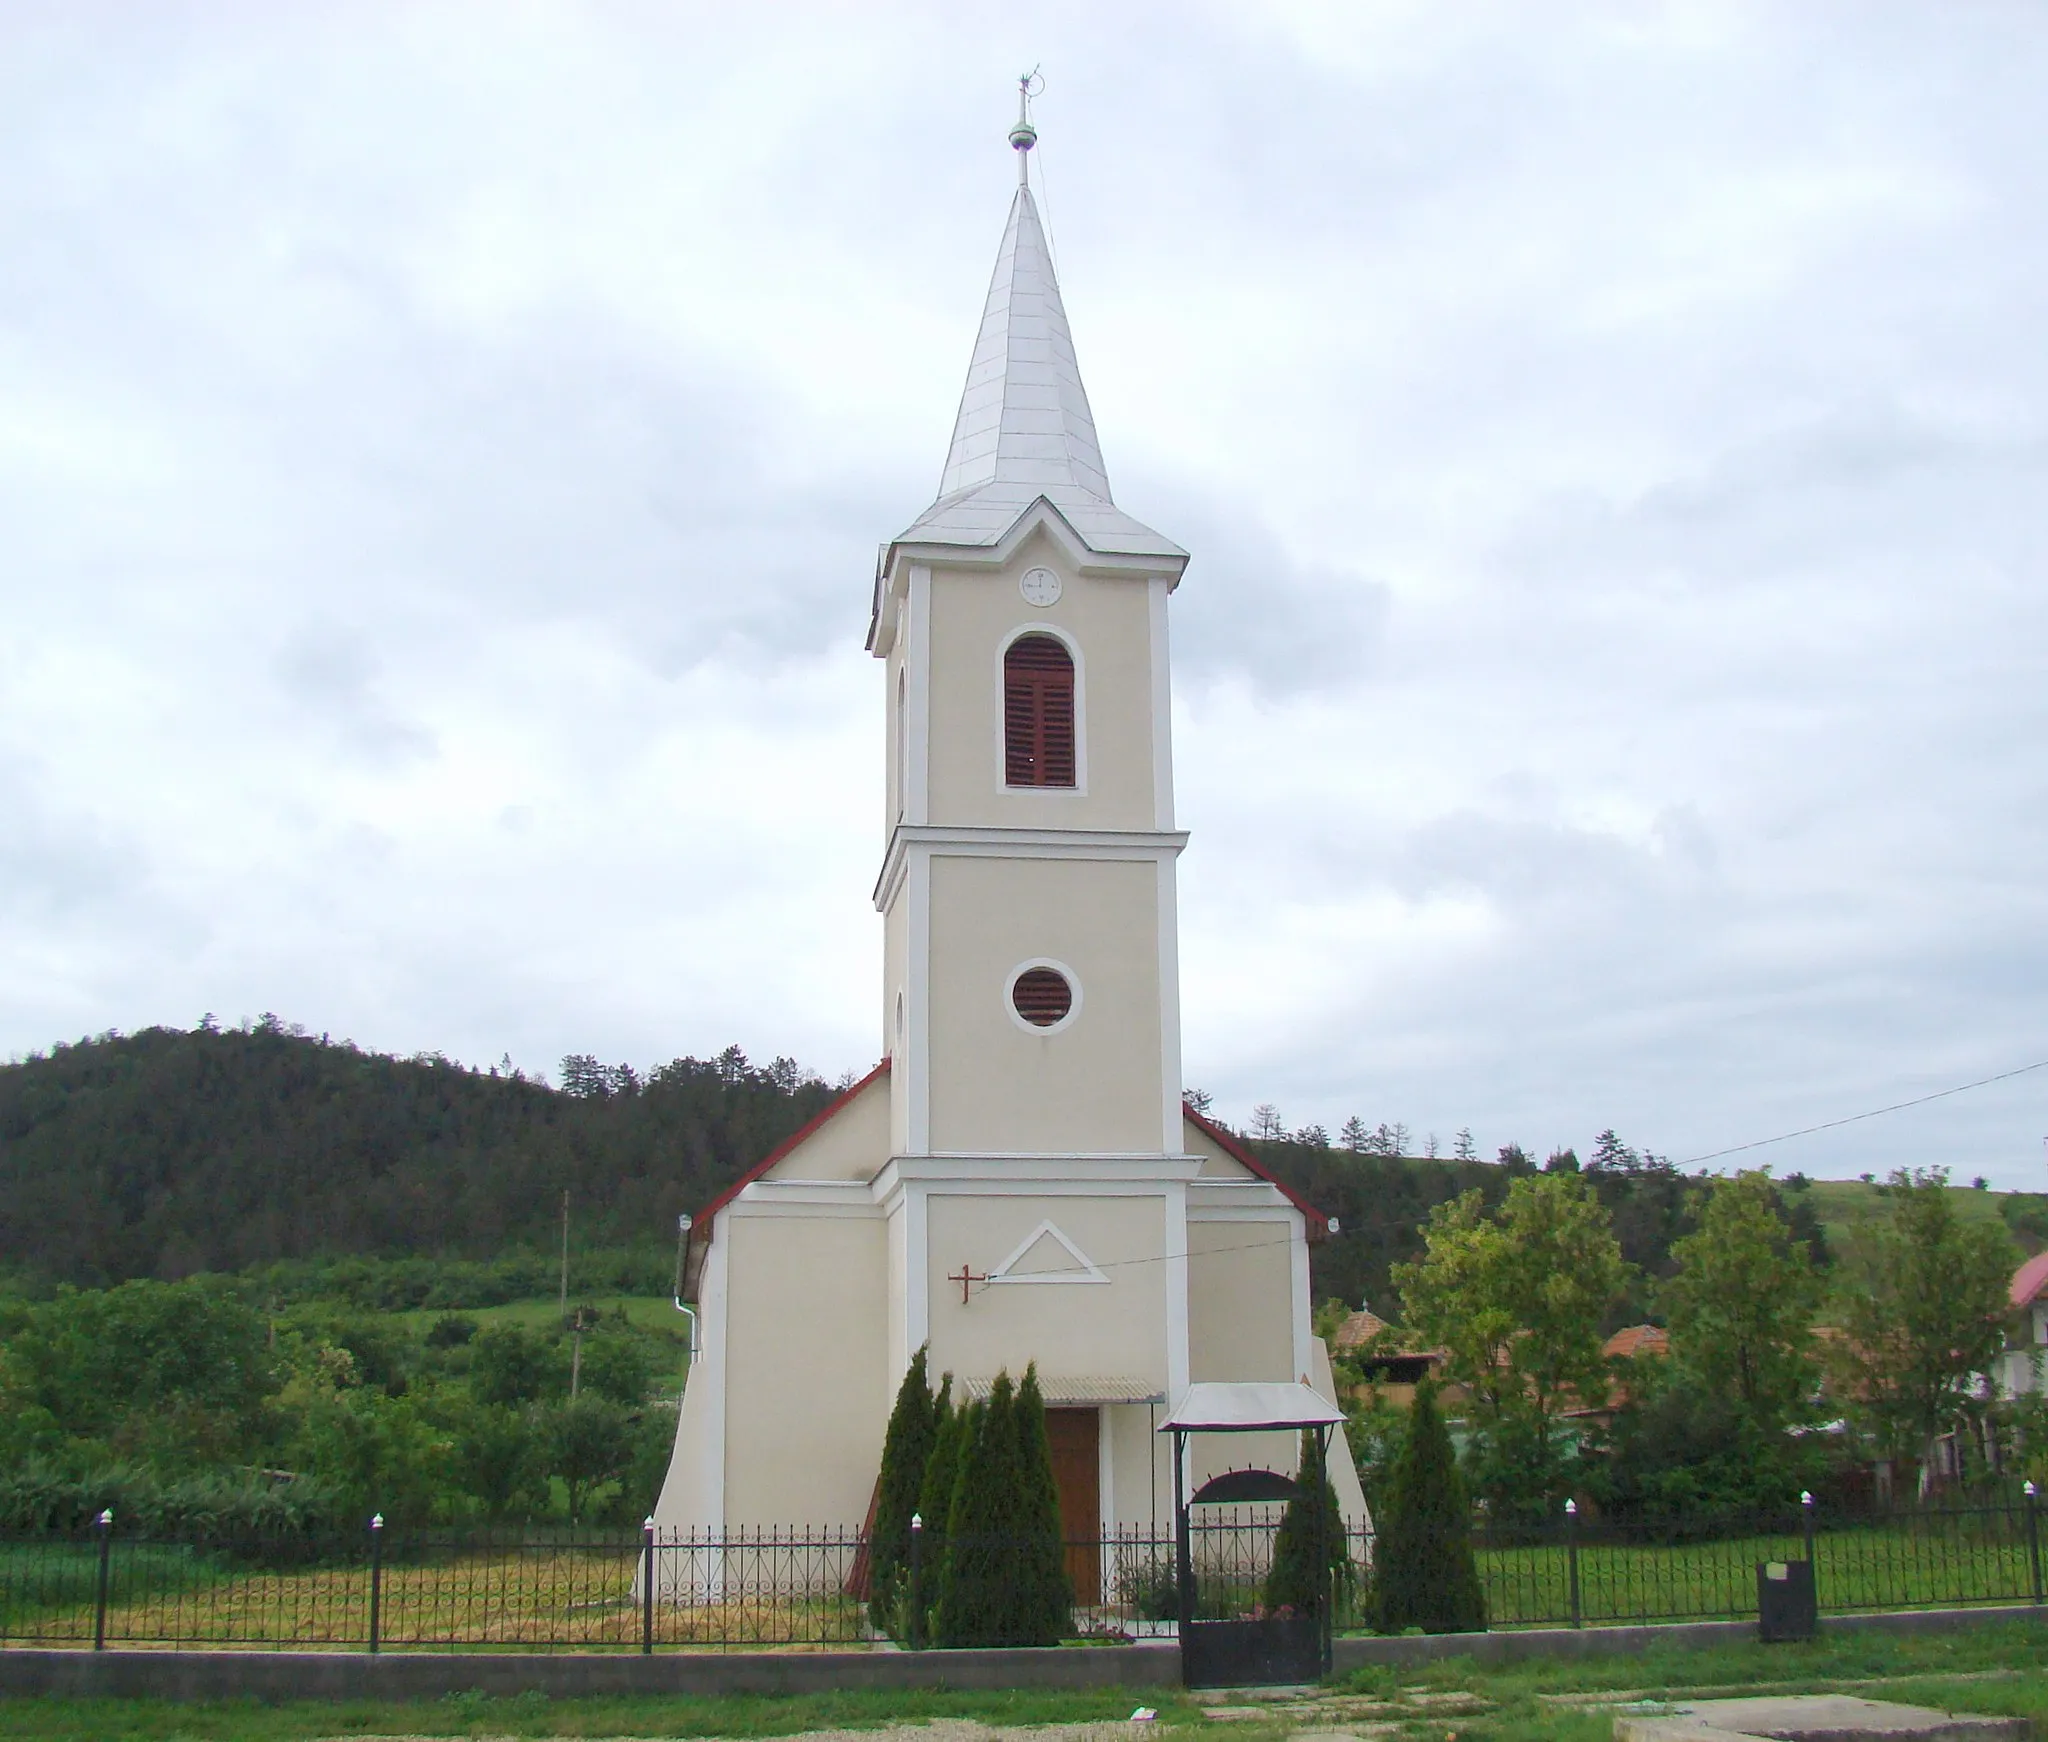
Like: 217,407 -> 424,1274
1011,967 -> 1074,1026
1003,635 -> 1076,787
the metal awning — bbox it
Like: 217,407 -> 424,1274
960,1374 -> 1163,1406
1157,1380 -> 1344,1434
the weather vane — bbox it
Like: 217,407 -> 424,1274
1009,67 -> 1042,184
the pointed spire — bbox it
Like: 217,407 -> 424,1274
888,87 -> 1184,567
934,101 -> 1112,504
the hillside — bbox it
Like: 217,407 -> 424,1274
3,1022 -> 2031,1315
0,1022 -> 838,1287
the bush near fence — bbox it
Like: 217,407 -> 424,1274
2,1499 -> 2042,1652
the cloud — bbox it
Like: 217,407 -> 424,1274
1,2 -> 2044,1183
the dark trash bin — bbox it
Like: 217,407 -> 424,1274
1757,1558 -> 1817,1642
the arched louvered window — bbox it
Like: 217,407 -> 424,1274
1004,633 -> 1076,788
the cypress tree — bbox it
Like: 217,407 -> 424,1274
1010,1363 -> 1073,1641
1264,1429 -> 1347,1616
915,1386 -> 969,1614
868,1346 -> 937,1632
1373,1378 -> 1485,1634
936,1372 -> 1030,1646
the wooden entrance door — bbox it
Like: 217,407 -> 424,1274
1045,1407 -> 1101,1605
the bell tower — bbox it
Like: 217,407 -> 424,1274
867,83 -> 1190,1172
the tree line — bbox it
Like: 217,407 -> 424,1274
1342,1165 -> 2024,1523
0,1021 -> 840,1288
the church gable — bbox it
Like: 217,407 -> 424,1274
1183,1111 -> 1257,1180
757,1062 -> 891,1184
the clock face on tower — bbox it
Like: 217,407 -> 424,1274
1019,566 -> 1062,608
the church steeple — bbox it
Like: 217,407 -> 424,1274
935,182 -> 1112,503
887,90 -> 1183,565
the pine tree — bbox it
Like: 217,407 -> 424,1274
868,1346 -> 936,1632
1340,1116 -> 1370,1153
1010,1364 -> 1073,1642
1372,1379 -> 1485,1634
1264,1430 -> 1347,1617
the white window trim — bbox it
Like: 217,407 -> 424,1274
994,621 -> 1088,798
1005,956 -> 1082,1036
988,1218 -> 1109,1286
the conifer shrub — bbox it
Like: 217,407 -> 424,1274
1010,1364 -> 1073,1640
1264,1429 -> 1348,1616
934,1369 -> 1068,1647
868,1346 -> 937,1631
1372,1378 -> 1485,1634
913,1385 -> 968,1630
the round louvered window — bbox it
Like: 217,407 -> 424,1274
1011,966 -> 1074,1028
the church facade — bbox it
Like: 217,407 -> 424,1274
652,116 -> 1368,1559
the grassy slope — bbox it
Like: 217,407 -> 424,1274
392,1295 -> 693,1391
1803,1177 -> 2048,1264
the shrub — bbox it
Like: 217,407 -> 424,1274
868,1346 -> 937,1631
1265,1428 -> 1347,1616
934,1369 -> 1067,1647
1373,1379 -> 1485,1634
1010,1364 -> 1072,1640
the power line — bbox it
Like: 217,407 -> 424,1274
1677,1056 -> 2048,1168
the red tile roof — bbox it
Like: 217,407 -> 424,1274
2011,1250 -> 2048,1310
1603,1324 -> 1670,1361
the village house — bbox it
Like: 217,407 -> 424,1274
650,105 -> 1370,1580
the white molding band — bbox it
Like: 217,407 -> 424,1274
1149,575 -> 1174,832
907,849 -> 931,1155
1156,856 -> 1182,1154
1290,1216 -> 1312,1383
873,826 -> 1188,911
1164,1181 -> 1191,1403
906,565 -> 931,827
904,1181 -> 929,1358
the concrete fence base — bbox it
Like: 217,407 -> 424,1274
0,1605 -> 2040,1702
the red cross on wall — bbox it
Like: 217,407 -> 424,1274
947,1263 -> 988,1304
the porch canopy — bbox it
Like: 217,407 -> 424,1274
1157,1380 -> 1344,1435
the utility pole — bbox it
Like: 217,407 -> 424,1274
559,1189 -> 570,1322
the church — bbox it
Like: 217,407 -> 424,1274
651,101 -> 1369,1574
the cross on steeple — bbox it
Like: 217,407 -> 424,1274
1008,69 -> 1039,186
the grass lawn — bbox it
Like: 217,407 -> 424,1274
2,1621 -> 2046,1742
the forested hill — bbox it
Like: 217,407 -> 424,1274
2,1021 -> 1848,1315
0,1023 -> 840,1287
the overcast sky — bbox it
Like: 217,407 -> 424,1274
4,2 -> 2044,1184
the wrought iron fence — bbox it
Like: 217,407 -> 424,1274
0,1499 -> 2041,1651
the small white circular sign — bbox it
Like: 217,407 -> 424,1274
1019,566 -> 1062,608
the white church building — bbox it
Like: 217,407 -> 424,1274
652,105 -> 1369,1579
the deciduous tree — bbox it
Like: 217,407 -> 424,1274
1834,1168 -> 2016,1492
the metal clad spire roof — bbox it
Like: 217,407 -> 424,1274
937,186 -> 1111,503
889,93 -> 1183,566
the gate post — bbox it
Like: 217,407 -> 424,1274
642,1517 -> 656,1654
367,1514 -> 384,1654
2026,1483 -> 2042,1605
1565,1499 -> 1582,1629
908,1513 -> 924,1649
92,1509 -> 112,1652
